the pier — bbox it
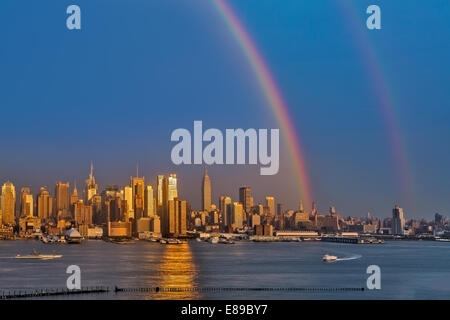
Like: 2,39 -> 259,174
0,286 -> 109,299
321,236 -> 384,244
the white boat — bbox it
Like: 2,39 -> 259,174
208,237 -> 219,244
323,254 -> 338,262
65,228 -> 84,244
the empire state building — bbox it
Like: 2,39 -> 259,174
202,168 -> 211,212
84,162 -> 98,203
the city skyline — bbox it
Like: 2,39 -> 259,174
1,0 -> 449,219
0,162 -> 444,221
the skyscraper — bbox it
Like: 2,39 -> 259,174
277,203 -> 284,216
202,168 -> 211,212
74,201 -> 93,226
130,171 -> 145,217
123,185 -> 134,220
163,174 -> 178,208
84,162 -> 98,203
70,183 -> 79,206
156,175 -> 164,215
37,187 -> 52,220
20,187 -> 33,218
144,185 -> 154,218
167,174 -> 178,201
219,196 -> 232,227
265,196 -> 275,217
239,186 -> 253,214
163,197 -> 186,237
392,205 -> 405,235
55,182 -> 70,217
232,202 -> 243,229
1,181 -> 16,225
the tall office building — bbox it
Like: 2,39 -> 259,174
392,205 -> 405,235
239,186 -> 253,214
156,175 -> 164,215
265,196 -> 275,217
166,174 -> 178,201
105,195 -> 122,222
144,185 -> 154,217
74,201 -> 93,225
123,186 -> 134,220
232,202 -> 244,229
162,174 -> 178,211
134,193 -> 144,220
91,194 -> 103,224
130,173 -> 145,214
219,196 -> 232,227
55,182 -> 70,217
37,187 -> 52,220
202,168 -> 211,212
20,187 -> 33,217
84,162 -> 98,203
70,183 -> 79,206
163,197 -> 186,237
277,203 -> 284,216
1,181 -> 16,225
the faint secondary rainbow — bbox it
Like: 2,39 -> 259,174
336,0 -> 415,208
212,0 -> 312,209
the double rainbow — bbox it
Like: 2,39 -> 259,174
212,0 -> 312,210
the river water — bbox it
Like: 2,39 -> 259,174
0,239 -> 449,299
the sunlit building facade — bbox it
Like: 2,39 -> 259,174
1,181 -> 16,225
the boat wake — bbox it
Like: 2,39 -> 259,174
335,254 -> 362,261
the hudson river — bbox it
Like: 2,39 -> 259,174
1,240 -> 449,299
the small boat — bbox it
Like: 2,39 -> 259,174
159,239 -> 167,244
15,249 -> 62,260
65,228 -> 84,244
166,238 -> 182,244
435,237 -> 450,242
323,254 -> 338,262
208,237 -> 219,244
219,238 -> 234,244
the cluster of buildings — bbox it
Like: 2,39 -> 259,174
0,165 -> 449,240
189,169 -> 449,238
0,164 -> 189,239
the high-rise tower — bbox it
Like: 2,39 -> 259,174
392,205 -> 405,235
55,182 -> 70,217
130,168 -> 145,220
20,187 -> 33,218
144,185 -> 154,217
37,187 -> 52,220
163,174 -> 178,205
239,186 -> 253,214
156,175 -> 164,215
265,196 -> 275,217
202,168 -> 211,212
1,181 -> 16,225
84,162 -> 98,203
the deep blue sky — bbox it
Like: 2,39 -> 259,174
0,0 -> 449,219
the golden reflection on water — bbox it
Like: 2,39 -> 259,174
154,243 -> 199,300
